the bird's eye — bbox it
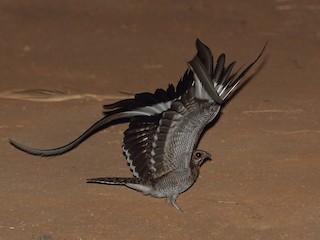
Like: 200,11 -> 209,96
195,152 -> 202,158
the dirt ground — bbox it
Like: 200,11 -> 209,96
0,0 -> 319,239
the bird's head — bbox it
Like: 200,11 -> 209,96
191,150 -> 212,166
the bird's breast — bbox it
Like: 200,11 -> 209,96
148,168 -> 198,198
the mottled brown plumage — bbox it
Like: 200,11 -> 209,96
87,150 -> 211,211
9,39 -> 265,210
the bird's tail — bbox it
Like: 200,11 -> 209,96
87,177 -> 144,185
87,177 -> 152,194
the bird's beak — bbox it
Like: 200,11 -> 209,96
202,153 -> 212,164
206,153 -> 212,161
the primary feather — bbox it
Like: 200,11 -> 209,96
9,39 -> 265,210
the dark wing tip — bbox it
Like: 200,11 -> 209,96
9,138 -> 45,156
188,56 -> 223,104
221,42 -> 268,102
196,38 -> 210,52
9,138 -> 71,157
195,38 -> 213,76
233,41 -> 268,83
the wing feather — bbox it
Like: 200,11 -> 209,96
123,115 -> 161,178
121,40 -> 265,179
9,38 -> 264,162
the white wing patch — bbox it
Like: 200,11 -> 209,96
122,146 -> 139,177
193,72 -> 212,102
136,101 -> 172,116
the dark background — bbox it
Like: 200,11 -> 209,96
0,0 -> 319,239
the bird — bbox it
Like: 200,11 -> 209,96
9,39 -> 266,211
87,150 -> 212,211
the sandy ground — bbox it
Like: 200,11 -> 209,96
0,0 -> 319,239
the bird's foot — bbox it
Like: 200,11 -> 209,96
166,197 -> 185,212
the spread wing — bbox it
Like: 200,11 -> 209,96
120,39 -> 265,179
123,86 -> 220,179
8,68 -> 194,156
123,115 -> 161,178
103,69 -> 194,118
9,39 -> 264,159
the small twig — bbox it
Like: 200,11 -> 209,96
0,88 -> 132,102
217,200 -> 239,204
242,109 -> 303,114
276,130 -> 320,135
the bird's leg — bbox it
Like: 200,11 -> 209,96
166,196 -> 184,212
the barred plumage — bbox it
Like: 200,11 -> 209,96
9,39 -> 265,211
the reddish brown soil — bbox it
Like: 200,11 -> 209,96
0,1 -> 319,239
